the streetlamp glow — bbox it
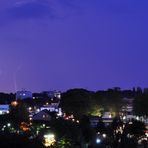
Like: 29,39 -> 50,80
43,134 -> 56,147
7,123 -> 11,127
102,133 -> 106,138
96,138 -> 101,144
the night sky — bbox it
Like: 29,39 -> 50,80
0,0 -> 148,92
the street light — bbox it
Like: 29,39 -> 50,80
7,123 -> 11,127
102,133 -> 106,138
96,138 -> 101,144
43,134 -> 56,147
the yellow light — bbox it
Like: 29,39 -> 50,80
43,134 -> 56,147
11,101 -> 18,107
44,134 -> 54,139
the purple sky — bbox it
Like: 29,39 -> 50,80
0,0 -> 148,92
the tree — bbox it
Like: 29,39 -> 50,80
133,93 -> 148,116
79,115 -> 95,146
96,118 -> 106,134
0,133 -> 45,148
60,89 -> 94,118
50,118 -> 82,145
9,100 -> 29,127
93,89 -> 122,116
106,89 -> 122,115
118,120 -> 146,148
54,138 -> 72,148
126,120 -> 146,139
0,93 -> 15,104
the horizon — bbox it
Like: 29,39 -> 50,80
0,86 -> 147,93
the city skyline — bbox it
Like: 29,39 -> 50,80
0,0 -> 148,92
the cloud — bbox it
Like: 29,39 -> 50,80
0,0 -> 78,21
0,0 -> 80,28
6,0 -> 54,19
2,0 -> 148,25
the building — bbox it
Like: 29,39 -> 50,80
42,91 -> 61,99
40,102 -> 62,116
0,105 -> 9,115
121,98 -> 134,120
89,115 -> 113,128
32,110 -> 52,122
40,105 -> 59,112
16,90 -> 32,100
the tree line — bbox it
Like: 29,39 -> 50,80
60,88 -> 148,118
0,87 -> 148,118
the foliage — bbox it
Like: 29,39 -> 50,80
0,93 -> 15,104
79,115 -> 95,144
60,88 -> 123,119
104,89 -> 122,114
133,93 -> 148,116
96,118 -> 106,134
9,100 -> 29,126
50,118 -> 82,143
0,133 -> 45,148
60,89 -> 94,118
90,105 -> 104,116
126,120 -> 146,138
54,138 -> 72,148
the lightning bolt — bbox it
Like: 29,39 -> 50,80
13,63 -> 22,92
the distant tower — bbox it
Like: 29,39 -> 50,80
16,89 -> 32,100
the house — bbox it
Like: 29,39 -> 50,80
40,100 -> 62,116
40,102 -> 59,112
0,105 -> 9,115
89,116 -> 113,128
32,110 -> 52,122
